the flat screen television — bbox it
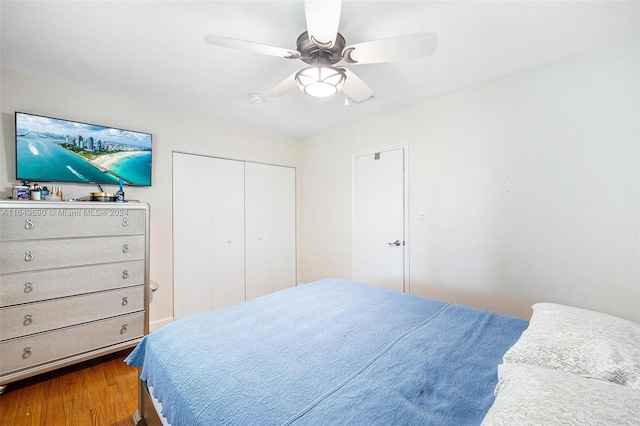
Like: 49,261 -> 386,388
15,112 -> 152,186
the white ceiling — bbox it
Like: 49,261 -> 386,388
1,1 -> 638,138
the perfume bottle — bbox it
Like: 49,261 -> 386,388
115,178 -> 125,202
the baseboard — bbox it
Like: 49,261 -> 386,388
149,317 -> 173,332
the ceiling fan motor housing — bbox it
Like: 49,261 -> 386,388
297,31 -> 346,64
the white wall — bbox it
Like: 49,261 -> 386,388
0,69 -> 302,330
299,38 -> 640,322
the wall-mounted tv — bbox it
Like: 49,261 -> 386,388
15,112 -> 152,186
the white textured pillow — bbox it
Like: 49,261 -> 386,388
503,303 -> 640,390
482,363 -> 640,425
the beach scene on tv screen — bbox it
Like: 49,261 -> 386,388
16,113 -> 152,186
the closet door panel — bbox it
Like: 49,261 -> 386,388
210,158 -> 245,309
271,166 -> 297,292
245,163 -> 296,300
245,163 -> 273,300
173,153 -> 214,320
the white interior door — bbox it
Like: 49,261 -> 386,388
270,165 -> 296,293
245,162 -> 273,300
173,153 -> 214,319
353,147 -> 406,292
209,157 -> 245,309
173,153 -> 245,319
245,162 -> 296,300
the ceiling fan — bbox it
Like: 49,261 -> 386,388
203,0 -> 437,103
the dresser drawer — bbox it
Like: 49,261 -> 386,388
0,235 -> 144,273
0,312 -> 144,375
0,286 -> 144,340
0,207 -> 145,241
0,261 -> 145,307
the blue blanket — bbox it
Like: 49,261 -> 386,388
126,279 -> 527,425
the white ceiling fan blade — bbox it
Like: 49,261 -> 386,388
304,0 -> 342,48
204,34 -> 300,59
340,68 -> 374,103
267,71 -> 299,97
343,33 -> 437,65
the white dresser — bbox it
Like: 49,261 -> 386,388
0,200 -> 149,392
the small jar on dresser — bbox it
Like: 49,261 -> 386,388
0,200 -> 150,393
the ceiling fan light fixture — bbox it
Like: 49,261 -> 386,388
295,64 -> 346,98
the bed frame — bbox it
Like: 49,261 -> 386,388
133,377 -> 164,426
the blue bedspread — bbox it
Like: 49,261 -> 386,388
126,279 -> 527,425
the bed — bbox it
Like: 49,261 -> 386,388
125,278 -> 640,425
125,280 -> 640,426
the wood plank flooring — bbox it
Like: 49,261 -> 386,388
0,350 -> 139,426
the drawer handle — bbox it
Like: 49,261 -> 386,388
122,270 -> 129,279
23,314 -> 33,326
24,250 -> 34,261
121,296 -> 128,306
24,282 -> 34,293
22,347 -> 32,359
120,324 -> 128,335
122,244 -> 129,253
122,217 -> 129,227
24,219 -> 34,230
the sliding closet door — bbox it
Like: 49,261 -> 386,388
174,154 -> 295,319
173,153 -> 245,319
245,163 -> 296,300
173,153 -> 213,319
209,158 -> 245,309
271,165 -> 297,292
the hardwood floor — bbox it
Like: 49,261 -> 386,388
0,350 -> 139,426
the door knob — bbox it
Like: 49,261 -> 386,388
388,240 -> 401,247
